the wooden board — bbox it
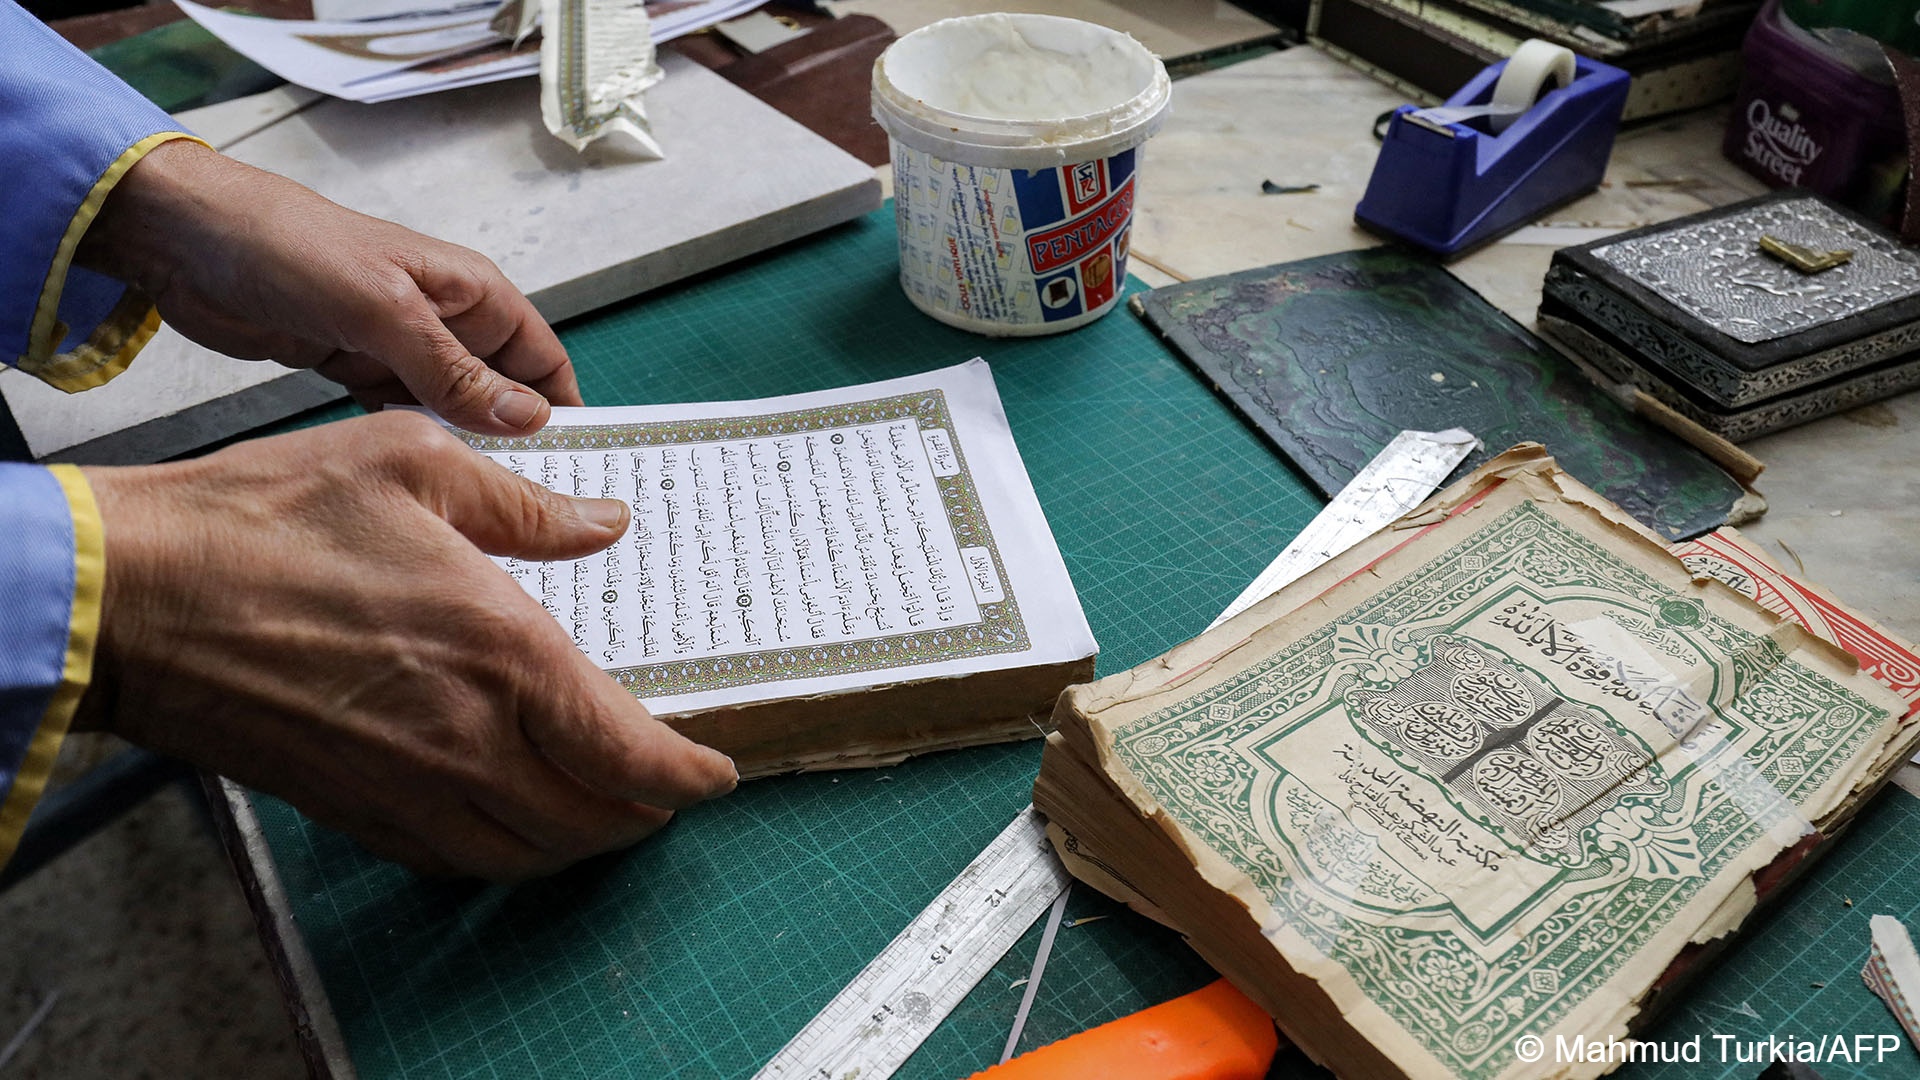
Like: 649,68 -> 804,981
7,53 -> 880,463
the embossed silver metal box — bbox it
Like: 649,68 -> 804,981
1539,190 -> 1920,440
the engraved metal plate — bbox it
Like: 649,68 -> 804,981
1590,196 -> 1920,345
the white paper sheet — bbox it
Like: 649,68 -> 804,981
457,360 -> 1097,716
175,0 -> 769,104
1597,0 -> 1704,17
174,0 -> 536,103
647,0 -> 768,40
310,0 -> 491,25
539,0 -> 663,154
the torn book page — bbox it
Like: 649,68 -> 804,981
540,0 -> 663,154
1864,915 -> 1920,1050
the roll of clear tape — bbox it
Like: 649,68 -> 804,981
1412,39 -> 1580,132
1488,38 -> 1577,132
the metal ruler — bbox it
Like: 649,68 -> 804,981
1208,428 -> 1478,630
755,806 -> 1070,1080
756,429 -> 1477,1080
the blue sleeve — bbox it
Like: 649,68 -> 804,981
0,463 -> 103,868
1,0 -> 198,392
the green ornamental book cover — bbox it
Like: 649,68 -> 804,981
1040,452 -> 1916,1079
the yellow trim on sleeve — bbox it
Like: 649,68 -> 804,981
19,131 -> 207,394
0,466 -> 107,869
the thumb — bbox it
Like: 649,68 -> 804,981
429,444 -> 630,561
524,656 -> 740,811
366,292 -> 551,436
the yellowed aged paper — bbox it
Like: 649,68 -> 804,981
1055,458 -> 1908,1079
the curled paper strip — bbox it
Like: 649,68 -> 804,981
490,0 -> 538,47
1864,914 -> 1920,1051
540,0 -> 664,155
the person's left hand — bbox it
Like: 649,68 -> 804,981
77,138 -> 575,436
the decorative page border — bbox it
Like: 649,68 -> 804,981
461,390 -> 1030,697
1110,502 -> 1888,1078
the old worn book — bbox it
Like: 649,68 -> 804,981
1133,248 -> 1755,541
1539,192 -> 1920,442
1440,0 -> 1759,52
1036,447 -> 1919,1079
1308,0 -> 1747,122
1673,528 -> 1920,726
457,359 -> 1097,775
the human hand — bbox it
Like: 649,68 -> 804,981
76,412 -> 738,881
76,138 -> 575,436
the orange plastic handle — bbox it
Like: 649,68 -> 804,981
966,978 -> 1280,1080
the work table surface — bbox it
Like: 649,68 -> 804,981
12,14 -> 1919,1080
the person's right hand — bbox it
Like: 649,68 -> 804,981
75,411 -> 738,881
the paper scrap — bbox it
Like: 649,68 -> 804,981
715,10 -> 806,53
540,0 -> 663,154
1864,915 -> 1920,1051
176,0 -> 767,105
1501,224 -> 1624,247
491,0 -> 540,45
174,0 -> 536,103
309,0 -> 477,22
1208,428 -> 1479,630
1598,0 -> 1705,18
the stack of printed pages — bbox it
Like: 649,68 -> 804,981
1036,446 -> 1920,1079
463,360 -> 1097,776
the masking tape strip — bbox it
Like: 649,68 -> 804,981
1564,615 -> 1815,846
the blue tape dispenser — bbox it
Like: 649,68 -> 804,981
1355,40 -> 1630,258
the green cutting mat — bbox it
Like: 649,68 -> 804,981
90,17 -> 282,114
250,206 -> 1321,1080
250,208 -> 1920,1080
1635,786 -> 1920,1080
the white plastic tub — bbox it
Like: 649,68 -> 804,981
872,14 -> 1171,335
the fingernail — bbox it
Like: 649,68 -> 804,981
711,754 -> 740,796
491,388 -> 542,429
581,498 -> 627,531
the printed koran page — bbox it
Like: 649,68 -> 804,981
457,359 -> 1097,716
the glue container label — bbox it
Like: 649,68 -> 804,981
892,145 -> 1138,332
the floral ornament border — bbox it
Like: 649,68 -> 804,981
1109,501 -> 1887,1078
459,391 -> 1031,696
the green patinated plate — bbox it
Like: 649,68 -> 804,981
1134,248 -> 1749,541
